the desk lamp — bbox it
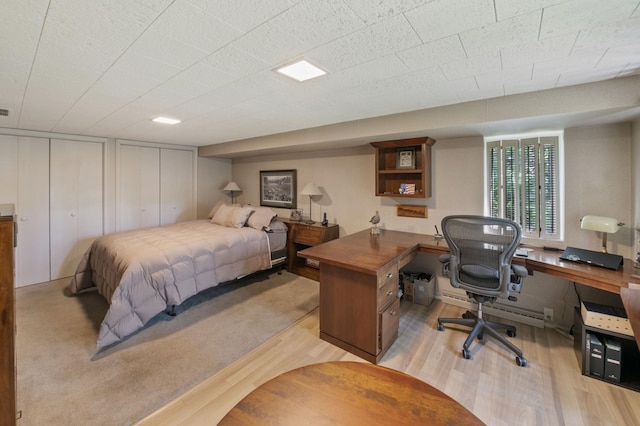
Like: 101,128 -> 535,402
580,215 -> 624,253
223,181 -> 241,204
301,182 -> 322,224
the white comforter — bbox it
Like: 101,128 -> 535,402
70,220 -> 272,347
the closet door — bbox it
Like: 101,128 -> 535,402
118,144 -> 160,231
160,148 -> 194,225
50,139 -> 103,280
17,137 -> 50,286
0,135 -> 18,203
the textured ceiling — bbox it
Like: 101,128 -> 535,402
1,0 -> 639,147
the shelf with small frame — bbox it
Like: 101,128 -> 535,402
371,137 -> 436,198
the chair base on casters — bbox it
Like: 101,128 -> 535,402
437,309 -> 527,367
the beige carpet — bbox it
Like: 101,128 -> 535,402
15,270 -> 319,426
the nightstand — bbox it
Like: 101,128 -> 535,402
283,220 -> 339,281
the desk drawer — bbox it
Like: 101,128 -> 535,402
294,225 -> 324,245
379,297 -> 400,352
378,279 -> 397,312
377,262 -> 398,289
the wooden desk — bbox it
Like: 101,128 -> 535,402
300,229 -> 426,363
301,229 -> 640,359
418,236 -> 639,295
219,361 -> 485,425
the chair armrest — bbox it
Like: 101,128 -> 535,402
439,254 -> 451,264
511,264 -> 528,278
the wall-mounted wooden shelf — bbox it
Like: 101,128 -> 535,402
371,137 -> 436,198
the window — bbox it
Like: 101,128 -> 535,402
485,132 -> 563,240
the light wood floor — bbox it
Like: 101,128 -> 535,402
137,300 -> 640,426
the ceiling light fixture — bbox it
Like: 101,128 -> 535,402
152,116 -> 181,125
276,60 -> 326,82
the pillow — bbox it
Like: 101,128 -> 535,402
211,203 -> 235,225
212,204 -> 254,228
207,201 -> 239,219
266,218 -> 287,233
207,200 -> 224,219
226,206 -> 254,228
246,206 -> 277,231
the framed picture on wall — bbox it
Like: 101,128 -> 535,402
260,169 -> 297,208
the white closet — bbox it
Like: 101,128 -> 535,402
50,139 -> 103,280
1,135 -> 196,287
17,138 -> 51,285
0,135 -> 103,286
118,144 -> 160,231
118,142 -> 194,231
160,148 -> 194,225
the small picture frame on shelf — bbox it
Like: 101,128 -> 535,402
290,208 -> 303,222
397,148 -> 415,169
398,183 -> 416,195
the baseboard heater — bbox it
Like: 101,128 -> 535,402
440,291 -> 545,328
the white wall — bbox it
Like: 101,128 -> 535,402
564,124 -> 633,255
197,156 -> 232,219
231,136 -> 485,236
232,123 -> 633,255
230,122 -> 635,328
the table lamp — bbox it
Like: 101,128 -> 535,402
223,181 -> 241,204
580,215 -> 624,253
301,182 -> 322,224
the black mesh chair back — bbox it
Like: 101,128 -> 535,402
442,215 -> 521,300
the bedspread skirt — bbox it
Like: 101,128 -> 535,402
70,220 -> 272,347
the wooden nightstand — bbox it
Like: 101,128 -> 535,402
282,220 -> 339,281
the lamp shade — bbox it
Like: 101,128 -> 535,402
223,181 -> 241,192
301,182 -> 322,196
580,215 -> 622,233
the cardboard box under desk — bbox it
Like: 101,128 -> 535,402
401,272 -> 434,306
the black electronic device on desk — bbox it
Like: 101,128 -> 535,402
560,247 -> 623,270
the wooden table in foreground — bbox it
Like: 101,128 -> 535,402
219,361 -> 485,425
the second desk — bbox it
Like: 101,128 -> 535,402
299,229 -> 426,363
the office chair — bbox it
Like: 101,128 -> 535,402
436,215 -> 529,367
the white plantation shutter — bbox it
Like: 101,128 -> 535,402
503,140 -> 519,223
540,136 -> 560,239
521,138 -> 539,238
485,134 -> 562,240
487,141 -> 501,218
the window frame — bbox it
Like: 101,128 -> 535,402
484,132 -> 564,241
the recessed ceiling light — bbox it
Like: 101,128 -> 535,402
276,60 -> 326,82
152,116 -> 181,125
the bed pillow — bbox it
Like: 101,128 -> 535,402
207,200 -> 224,219
246,206 -> 277,231
267,218 -> 288,233
211,203 -> 234,225
207,201 -> 240,219
226,206 -> 254,228
212,204 -> 254,228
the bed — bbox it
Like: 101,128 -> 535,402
70,203 -> 287,348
